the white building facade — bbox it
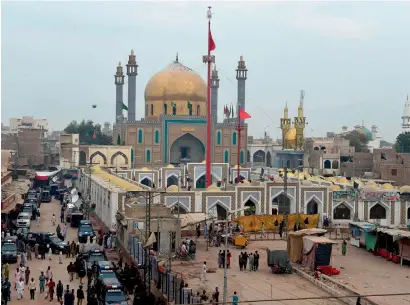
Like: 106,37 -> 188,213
402,95 -> 410,132
9,116 -> 48,133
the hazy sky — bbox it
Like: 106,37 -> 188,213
1,1 -> 409,142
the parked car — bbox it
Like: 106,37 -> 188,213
78,220 -> 94,243
22,203 -> 37,220
24,232 -> 67,254
41,189 -> 52,202
17,212 -> 31,228
1,236 -> 19,263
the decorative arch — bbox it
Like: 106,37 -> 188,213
240,151 -> 245,164
305,195 -> 322,215
155,130 -> 160,144
332,160 -> 339,169
170,133 -> 205,164
247,150 -> 250,163
138,129 -> 143,143
224,150 -> 229,163
232,132 -> 237,145
89,151 -> 107,165
253,150 -> 265,163
243,194 -> 260,215
166,175 -> 179,187
146,149 -> 151,163
209,201 -> 229,220
79,151 -> 87,166
170,201 -> 189,214
272,192 -> 293,215
110,151 -> 129,165
217,131 -> 221,145
266,151 -> 272,167
370,203 -> 387,219
244,199 -> 256,216
324,160 -> 331,169
333,202 -> 352,220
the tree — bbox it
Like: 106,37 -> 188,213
395,132 -> 410,153
343,130 -> 369,153
64,120 -> 112,145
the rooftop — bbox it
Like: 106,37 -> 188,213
90,166 -> 143,192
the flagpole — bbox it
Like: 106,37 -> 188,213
237,104 -> 241,183
205,7 -> 212,187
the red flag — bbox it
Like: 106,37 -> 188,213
209,30 -> 216,52
239,108 -> 251,120
223,105 -> 227,114
92,132 -> 97,139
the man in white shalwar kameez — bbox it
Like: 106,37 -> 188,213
16,278 -> 25,300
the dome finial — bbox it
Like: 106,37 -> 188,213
118,61 -> 121,67
131,49 -> 134,55
175,52 -> 179,63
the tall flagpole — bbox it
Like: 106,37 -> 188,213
205,7 -> 213,187
236,104 -> 241,183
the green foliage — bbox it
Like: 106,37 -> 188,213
64,120 -> 112,145
343,130 -> 369,153
395,132 -> 410,153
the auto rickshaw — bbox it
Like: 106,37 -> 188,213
233,233 -> 248,248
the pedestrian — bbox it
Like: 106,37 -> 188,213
46,266 -> 53,283
48,278 -> 55,301
254,251 -> 260,271
52,214 -> 56,226
260,222 -> 266,239
4,263 -> 9,279
227,250 -> 231,268
59,251 -> 63,264
107,234 -> 112,249
63,223 -> 68,240
39,271 -> 46,293
77,285 -> 85,305
56,280 -> 64,303
16,277 -> 25,300
36,209 -> 40,227
201,261 -> 207,282
28,277 -> 36,300
239,252 -> 243,271
4,277 -> 11,302
21,251 -> 26,266
25,266 -> 30,284
70,241 -> 76,257
60,210 -> 64,223
78,264 -> 86,285
212,287 -> 219,304
72,289 -> 76,304
56,224 -> 61,237
26,246 -> 32,260
17,252 -> 21,266
342,239 -> 347,256
75,242 -> 80,255
14,267 -> 20,289
243,252 -> 248,270
218,250 -> 223,268
64,286 -> 74,305
232,291 -> 239,305
248,253 -> 254,272
34,243 -> 39,259
67,262 -> 75,281
48,244 -> 53,260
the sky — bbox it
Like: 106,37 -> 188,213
1,1 -> 410,142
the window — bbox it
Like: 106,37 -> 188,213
164,104 -> 168,115
224,150 -> 229,163
324,160 -> 331,169
232,132 -> 237,145
197,105 -> 200,115
151,104 -> 154,116
370,203 -> 386,219
138,129 -> 143,143
240,151 -> 244,164
391,169 -> 397,176
172,105 -> 176,115
333,203 -> 351,219
332,160 -> 339,169
146,150 -> 151,163
217,131 -> 221,145
154,130 -> 159,144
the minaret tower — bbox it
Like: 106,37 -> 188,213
280,103 -> 291,149
114,62 -> 125,123
126,49 -> 138,122
294,90 -> 306,150
402,94 -> 410,132
211,64 -> 220,124
236,55 -> 248,122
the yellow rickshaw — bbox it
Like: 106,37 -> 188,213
233,233 -> 248,248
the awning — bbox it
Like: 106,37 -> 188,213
1,201 -> 18,213
376,228 -> 410,240
179,213 -> 212,229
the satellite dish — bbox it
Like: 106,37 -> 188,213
71,194 -> 79,204
71,188 -> 78,195
52,176 -> 58,183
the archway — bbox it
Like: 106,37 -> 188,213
324,160 -> 331,169
170,133 -> 205,164
79,151 -> 87,166
253,150 -> 265,163
272,194 -> 291,214
370,203 -> 387,219
216,204 -> 227,220
195,174 -> 215,189
90,151 -> 107,165
244,199 -> 256,216
333,203 -> 351,220
167,175 -> 179,187
141,177 -> 154,188
266,151 -> 272,167
110,151 -> 129,165
307,199 -> 319,215
332,160 -> 339,169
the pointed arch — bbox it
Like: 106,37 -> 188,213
244,198 -> 257,216
333,202 -> 352,220
224,150 -> 229,163
166,175 -> 179,187
370,203 -> 387,219
89,151 -> 107,165
271,192 -> 293,214
170,201 -> 189,213
110,151 -> 129,165
232,132 -> 237,145
306,197 -> 319,215
240,151 -> 245,164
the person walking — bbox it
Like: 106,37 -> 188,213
232,291 -> 239,305
201,261 -> 207,282
36,209 -> 40,227
52,214 -> 56,226
16,277 -> 25,300
48,278 -> 55,301
248,253 -> 254,272
56,280 -> 64,303
34,243 -> 39,259
260,222 -> 266,239
28,278 -> 36,300
64,286 -> 74,305
253,251 -> 260,271
14,267 -> 20,289
24,266 -> 30,284
39,271 -> 46,293
342,240 -> 347,256
60,210 -> 65,223
67,262 -> 75,281
59,251 -> 63,264
26,246 -> 32,261
4,263 -> 9,279
76,285 -> 85,305
62,223 -> 68,240
46,266 -> 53,282
48,245 -> 53,260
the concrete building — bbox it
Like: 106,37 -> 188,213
114,52 -> 248,168
9,116 -> 48,133
402,95 -> 410,132
247,135 -> 282,168
373,148 -> 410,186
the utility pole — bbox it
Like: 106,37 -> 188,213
284,167 -> 288,237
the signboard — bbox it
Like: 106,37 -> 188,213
361,191 -> 398,201
133,221 -> 144,230
332,190 -> 358,201
181,127 -> 195,132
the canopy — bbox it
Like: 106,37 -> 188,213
349,222 -> 376,233
303,236 -> 335,254
179,213 -> 212,229
287,228 -> 328,263
376,228 -> 410,240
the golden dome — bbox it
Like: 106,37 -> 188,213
284,127 -> 296,141
165,164 -> 175,168
363,185 -> 379,193
330,185 -> 341,192
140,167 -> 150,171
144,60 -> 206,117
365,180 -> 377,186
381,183 -> 394,190
167,185 -> 179,192
399,185 -> 410,193
206,184 -> 220,192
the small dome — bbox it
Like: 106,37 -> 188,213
285,127 -> 297,141
233,165 -> 242,169
399,185 -> 410,193
140,167 -> 150,171
365,181 -> 377,187
278,168 -> 284,172
302,180 -> 313,186
286,172 -> 295,177
330,185 -> 341,192
338,177 -> 349,184
325,177 -> 337,183
240,180 -> 251,185
165,164 -> 175,168
362,185 -> 379,193
201,160 -> 206,164
381,183 -> 394,190
167,185 -> 179,192
206,184 -> 220,192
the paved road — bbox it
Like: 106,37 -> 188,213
7,198 -> 85,304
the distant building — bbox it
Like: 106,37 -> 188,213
9,116 -> 48,133
402,95 -> 410,132
102,122 -> 112,137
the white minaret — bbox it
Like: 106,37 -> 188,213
402,95 -> 410,132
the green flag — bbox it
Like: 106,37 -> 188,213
171,101 -> 176,108
187,101 -> 192,109
122,103 -> 128,111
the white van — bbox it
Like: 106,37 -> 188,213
17,212 -> 31,228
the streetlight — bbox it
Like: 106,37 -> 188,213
222,207 -> 247,304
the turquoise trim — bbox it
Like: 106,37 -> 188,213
163,119 -> 207,163
224,150 -> 229,163
240,151 -> 244,164
146,149 -> 151,162
232,132 -> 237,145
138,129 -> 143,143
217,131 -> 221,145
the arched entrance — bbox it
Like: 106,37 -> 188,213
216,204 -> 227,220
333,203 -> 351,220
272,194 -> 291,214
253,150 -> 265,163
140,177 -> 154,188
307,199 -> 319,215
90,151 -> 107,165
266,151 -> 272,167
79,151 -> 87,166
167,175 -> 179,187
195,174 -> 215,189
170,133 -> 205,164
370,203 -> 386,219
244,199 -> 256,216
110,151 -> 129,165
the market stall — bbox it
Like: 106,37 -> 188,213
302,236 -> 336,271
349,222 -> 376,248
375,228 -> 410,264
287,228 -> 327,263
